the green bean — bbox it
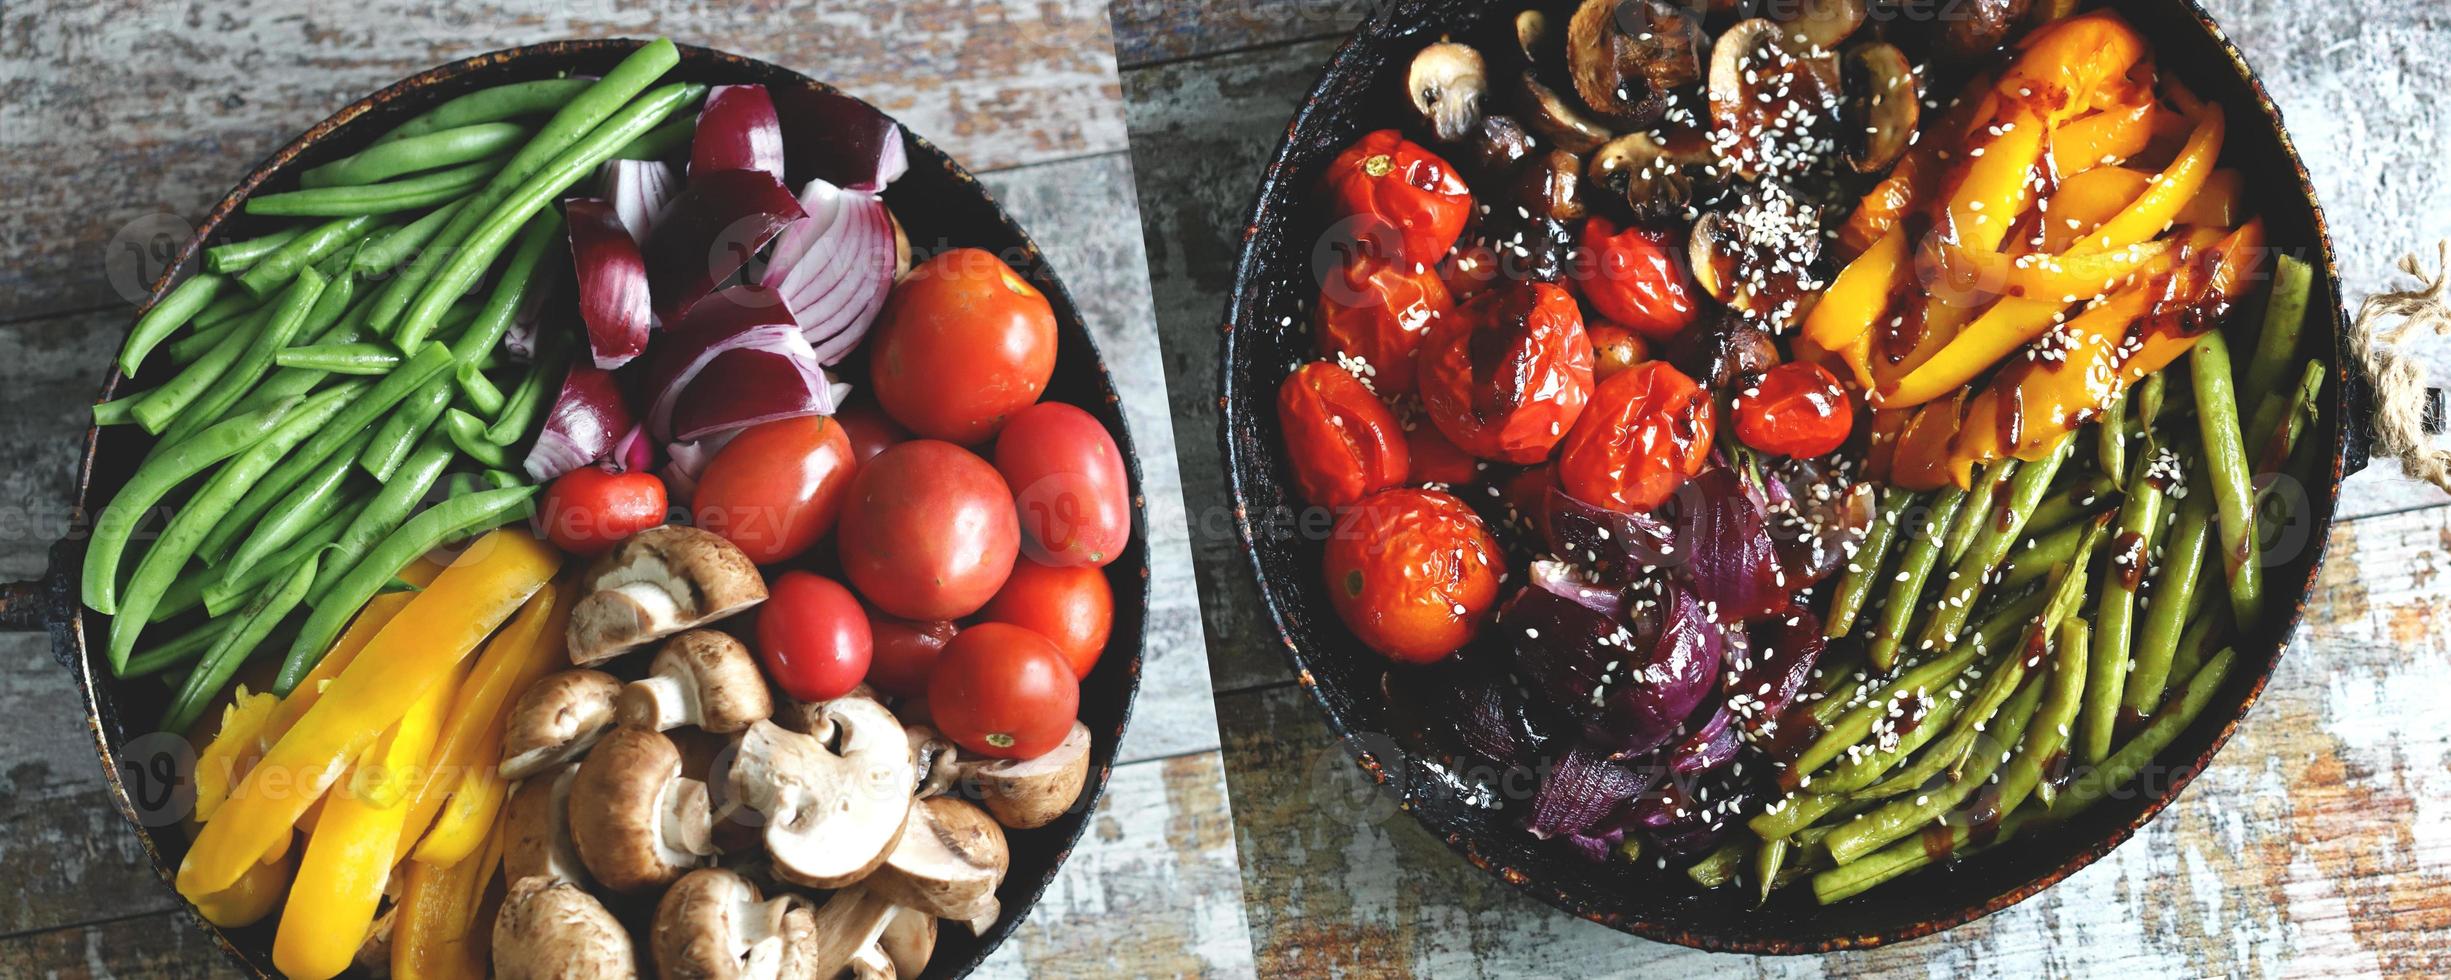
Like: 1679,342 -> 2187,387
481,469 -> 525,490
369,77 -> 597,147
237,216 -> 378,297
92,395 -> 141,427
203,227 -> 306,274
277,485 -> 538,691
106,384 -> 359,669
215,429 -> 372,576
148,269 -> 325,441
2242,255 -> 2313,405
2096,393 -> 2129,483
455,365 -> 508,417
1823,670 -> 2045,865
2165,601 -> 2225,688
612,116 -> 694,160
1944,459 -> 2016,567
2252,361 -> 2325,479
353,201 -> 466,276
2135,374 -> 2169,455
1687,840 -> 1745,889
1826,488 -> 1913,639
1919,436 -> 2075,650
2080,444 -> 2174,764
119,273 -> 230,376
129,307 -> 264,435
1867,487 -> 1965,669
123,618 -> 234,679
2124,486 -> 2215,720
301,122 -> 532,188
362,375 -> 457,480
1811,673 -> 1971,799
161,268 -> 354,448
201,497 -> 365,617
164,550 -> 321,731
195,291 -> 265,331
2188,331 -> 2263,628
81,398 -> 299,615
161,316 -> 245,367
1751,789 -> 1847,842
313,430 -> 456,604
455,211 -> 564,363
442,408 -> 510,467
2023,617 -> 2091,810
1997,520 -> 2086,591
271,343 -> 397,374
244,157 -> 500,217
1790,590 -> 2044,780
200,343 -> 455,560
488,339 -> 569,445
1754,836 -> 1787,906
2026,471 -> 2119,535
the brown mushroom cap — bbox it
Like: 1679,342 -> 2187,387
879,906 -> 936,979
651,867 -> 816,980
502,763 -> 590,887
1706,18 -> 1843,181
499,669 -> 623,781
1407,41 -> 1488,143
966,721 -> 1093,830
568,525 -> 768,665
802,887 -> 900,979
493,876 -> 636,980
724,699 -> 916,889
1566,0 -> 1704,128
568,726 -> 714,894
620,630 -> 774,734
1771,0 -> 1867,53
864,796 -> 1011,918
1840,41 -> 1921,174
906,723 -> 963,798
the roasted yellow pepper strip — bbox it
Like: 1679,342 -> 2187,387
191,842 -> 295,929
2044,166 -> 2153,251
176,531 -> 558,898
1995,10 -> 2147,123
393,816 -> 503,980
1890,390 -> 1970,492
396,578 -> 573,859
2049,101 -> 2157,175
1804,225 -> 1908,355
193,687 -> 279,824
2177,168 -> 2244,227
273,677 -> 453,980
1944,105 -> 2050,254
1880,238 -> 2186,410
2070,110 -> 2224,254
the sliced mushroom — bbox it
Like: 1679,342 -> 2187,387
568,726 -> 716,894
1587,131 -> 1714,223
723,698 -> 916,889
1931,0 -> 2030,65
1407,41 -> 1487,143
1566,0 -> 1704,128
1840,42 -> 1920,174
567,525 -> 768,665
879,906 -> 936,979
1512,147 -> 1587,222
1772,0 -> 1866,52
907,723 -> 963,798
965,721 -> 1092,830
864,797 -> 1010,918
620,630 -> 774,734
774,683 -> 887,740
803,887 -> 900,979
503,763 -> 590,887
499,669 -> 622,781
1707,18 -> 1843,180
1512,71 -> 1612,155
493,876 -> 636,979
1687,178 -> 1827,327
651,868 -> 817,980
1514,8 -> 1554,63
1464,114 -> 1537,181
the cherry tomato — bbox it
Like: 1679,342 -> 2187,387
929,623 -> 1080,759
1404,420 -> 1481,487
1314,255 -> 1451,396
1574,217 -> 1699,340
838,440 -> 1020,620
1736,360 -> 1855,458
1323,488 -> 1503,663
537,467 -> 668,557
1323,130 -> 1472,269
834,398 -> 907,465
1417,281 -> 1594,464
864,612 -> 956,700
1557,360 -> 1716,513
1438,239 -> 1504,302
993,402 -> 1132,568
755,572 -> 872,703
1277,361 -> 1409,508
1587,321 -> 1652,381
979,558 -> 1112,679
692,415 -> 857,564
869,248 -> 1057,444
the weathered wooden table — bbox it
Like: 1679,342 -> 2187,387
0,2 -> 1250,975
1113,0 -> 2451,975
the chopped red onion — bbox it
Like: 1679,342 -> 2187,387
660,428 -> 741,505
690,85 -> 786,181
523,362 -> 636,482
640,285 -> 803,441
770,86 -> 908,192
670,346 -> 845,443
564,198 -> 654,370
640,169 -> 806,324
761,177 -> 898,363
597,159 -> 679,245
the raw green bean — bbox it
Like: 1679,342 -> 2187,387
301,122 -> 531,188
353,201 -> 466,276
129,308 -> 263,435
202,497 -> 365,617
119,273 -> 229,376
1687,840 -> 1745,889
487,339 -> 569,444
442,407 -> 510,467
80,398 -> 299,615
149,269 -> 326,441
2188,331 -> 2263,628
456,365 -> 507,417
92,395 -> 140,427
480,469 -> 525,490
164,550 -> 321,731
123,618 -> 233,679
2026,471 -> 2119,535
1867,487 -> 1965,669
203,227 -> 306,274
243,157 -> 499,217
612,116 -> 694,160
2096,393 -> 2129,483
237,216 -> 377,297
1822,671 -> 2045,865
162,316 -> 244,366
2124,486 -> 2215,720
200,343 -> 455,559
2242,255 -> 2313,403
214,429 -> 372,576
1944,459 -> 2016,567
362,375 -> 456,480
2080,445 -> 2175,764
192,291 -> 263,332
313,430 -> 455,604
1826,488 -> 1913,639
1919,436 -> 2075,650
2023,617 -> 2091,811
369,77 -> 596,147
454,211 -> 564,364
274,342 -> 401,374
441,473 -> 489,500
277,485 -> 538,691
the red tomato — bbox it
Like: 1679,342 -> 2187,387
993,402 -> 1132,568
1323,488 -> 1503,663
692,415 -> 857,564
928,623 -> 1080,759
837,440 -> 1020,620
537,468 -> 668,557
834,398 -> 907,465
1314,256 -> 1451,396
1277,361 -> 1410,508
869,248 -> 1057,444
1403,421 -> 1481,487
1323,130 -> 1473,268
1417,282 -> 1594,464
1574,217 -> 1699,339
756,572 -> 872,703
1437,240 -> 1504,303
1587,321 -> 1652,382
979,558 -> 1113,679
1557,360 -> 1717,513
864,612 -> 956,700
1735,361 -> 1854,458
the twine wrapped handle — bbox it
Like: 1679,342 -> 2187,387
2348,241 -> 2451,493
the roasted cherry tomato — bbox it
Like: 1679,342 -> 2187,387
929,623 -> 1081,759
1417,282 -> 1594,464
1323,488 -> 1504,662
1323,129 -> 1473,269
838,440 -> 1020,620
869,248 -> 1057,444
1575,217 -> 1699,340
980,558 -> 1113,679
692,415 -> 857,564
1315,255 -> 1452,397
1438,239 -> 1505,302
994,402 -> 1132,568
1587,321 -> 1652,381
1404,420 -> 1481,487
537,467 -> 668,557
834,397 -> 908,465
755,572 -> 872,703
1277,361 -> 1410,508
1736,361 -> 1855,458
864,612 -> 957,700
1557,360 -> 1716,513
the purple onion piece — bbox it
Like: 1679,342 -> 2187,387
770,85 -> 907,192
1504,582 -> 1724,759
1665,702 -> 1741,777
1541,484 -> 1676,582
597,158 -> 679,245
564,198 -> 654,370
1529,559 -> 1628,618
603,424 -> 654,475
1525,743 -> 1656,840
762,178 -> 898,364
669,345 -> 844,443
640,285 -> 803,441
522,362 -> 635,482
690,84 -> 786,181
640,169 -> 806,324
1670,467 -> 1790,623
1451,666 -> 1558,767
1767,477 -> 1876,589
659,428 -> 741,506
1561,823 -> 1627,864
1730,607 -> 1827,735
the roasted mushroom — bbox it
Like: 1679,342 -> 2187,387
1772,0 -> 1867,52
1840,42 -> 1921,174
1512,147 -> 1588,222
1513,71 -> 1613,155
619,629 -> 774,734
1465,114 -> 1537,181
1930,0 -> 2030,65
863,796 -> 1011,919
567,726 -> 716,894
499,669 -> 622,781
1668,308 -> 1781,392
1687,181 -> 1827,326
1565,0 -> 1705,127
1408,41 -> 1488,143
1707,18 -> 1843,180
651,868 -> 819,980
503,763 -> 589,887
723,698 -> 916,889
567,525 -> 768,665
1587,130 -> 1718,223
493,877 -> 636,979
965,721 -> 1093,829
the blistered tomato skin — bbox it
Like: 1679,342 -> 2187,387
1417,282 -> 1595,464
1323,488 -> 1504,663
1323,130 -> 1473,269
994,402 -> 1132,567
1404,421 -> 1482,487
1277,362 -> 1410,508
1587,321 -> 1652,381
1735,360 -> 1856,458
869,248 -> 1058,444
1557,360 -> 1717,513
1576,217 -> 1700,340
1314,256 -> 1452,397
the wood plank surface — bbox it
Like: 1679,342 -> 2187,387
1109,0 -> 1369,66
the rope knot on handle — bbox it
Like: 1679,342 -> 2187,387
2349,241 -> 2451,493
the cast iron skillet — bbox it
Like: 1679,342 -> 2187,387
1221,0 -> 2368,953
0,39 -> 1146,979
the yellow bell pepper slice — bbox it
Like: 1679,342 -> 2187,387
1943,105 -> 2050,254
412,767 -> 509,867
1805,225 -> 1909,355
1994,10 -> 2148,125
191,842 -> 295,929
177,530 -> 559,899
2069,110 -> 2224,254
1879,237 -> 2183,410
259,558 -> 446,750
396,578 -> 574,859
2044,166 -> 2151,251
353,655 -> 470,810
393,816 -> 503,980
193,687 -> 279,824
1889,390 -> 1969,492
273,676 -> 454,980
2048,100 -> 2156,175
2177,168 -> 2245,227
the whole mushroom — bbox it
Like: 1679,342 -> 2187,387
863,796 -> 1011,919
723,697 -> 917,889
499,669 -> 622,781
651,868 -> 819,980
568,726 -> 717,894
567,525 -> 768,666
1407,41 -> 1488,143
493,876 -> 636,979
502,762 -> 590,887
619,629 -> 775,734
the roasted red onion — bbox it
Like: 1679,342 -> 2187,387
564,198 -> 654,369
1504,581 -> 1725,759
1669,466 -> 1790,623
1525,744 -> 1655,841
